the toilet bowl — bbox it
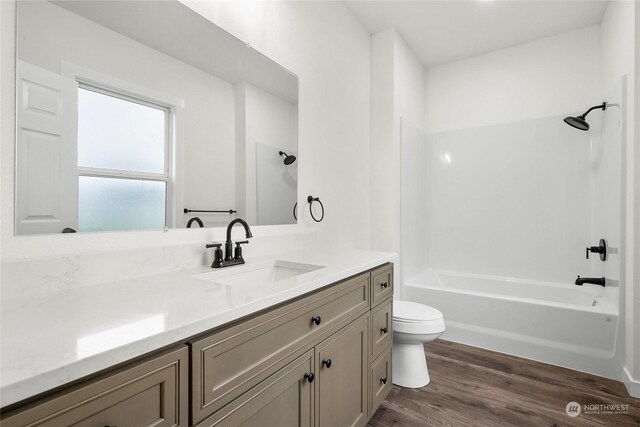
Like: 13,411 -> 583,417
392,300 -> 445,388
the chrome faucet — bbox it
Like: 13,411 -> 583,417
206,218 -> 253,268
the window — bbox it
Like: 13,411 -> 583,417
76,84 -> 171,232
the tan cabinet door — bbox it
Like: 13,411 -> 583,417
1,347 -> 188,427
315,315 -> 369,427
197,350 -> 314,427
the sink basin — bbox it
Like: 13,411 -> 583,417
193,260 -> 324,287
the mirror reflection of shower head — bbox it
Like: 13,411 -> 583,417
279,151 -> 296,165
563,102 -> 606,131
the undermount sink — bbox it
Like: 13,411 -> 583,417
193,260 -> 325,287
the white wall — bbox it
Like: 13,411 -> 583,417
0,0 -> 372,261
423,25 -> 602,133
399,118 -> 426,282
370,29 -> 424,293
635,2 -> 640,394
17,1 -> 237,230
371,28 -> 424,254
600,0 -> 639,394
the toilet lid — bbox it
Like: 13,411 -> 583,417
393,300 -> 443,322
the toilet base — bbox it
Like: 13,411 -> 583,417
392,342 -> 430,388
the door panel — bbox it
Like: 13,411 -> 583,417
16,60 -> 78,235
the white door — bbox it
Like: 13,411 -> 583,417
16,60 -> 78,234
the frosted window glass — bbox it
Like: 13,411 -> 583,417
78,88 -> 166,173
78,176 -> 165,232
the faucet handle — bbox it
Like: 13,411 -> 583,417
234,240 -> 249,260
206,243 -> 224,268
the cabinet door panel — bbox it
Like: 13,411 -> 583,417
316,315 -> 368,427
1,347 -> 188,427
198,350 -> 314,427
370,298 -> 392,360
369,349 -> 392,417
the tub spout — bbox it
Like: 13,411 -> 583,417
575,275 -> 605,287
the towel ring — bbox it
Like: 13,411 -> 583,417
293,202 -> 298,220
307,195 -> 324,222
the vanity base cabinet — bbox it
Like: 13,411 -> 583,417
1,263 -> 394,427
0,347 -> 188,427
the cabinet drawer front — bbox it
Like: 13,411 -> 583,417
316,315 -> 369,427
2,347 -> 188,427
371,264 -> 393,306
191,273 -> 369,423
369,349 -> 392,417
197,350 -> 314,427
370,298 -> 392,360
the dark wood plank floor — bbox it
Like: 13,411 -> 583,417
369,340 -> 640,427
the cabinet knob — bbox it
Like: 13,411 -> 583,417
380,377 -> 387,384
304,372 -> 315,383
380,327 -> 388,334
380,282 -> 388,289
311,316 -> 322,325
322,358 -> 332,368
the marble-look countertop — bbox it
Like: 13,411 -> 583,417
0,248 -> 395,407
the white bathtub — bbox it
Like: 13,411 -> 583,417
404,269 -> 623,379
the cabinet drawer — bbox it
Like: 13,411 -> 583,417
371,264 -> 393,306
369,348 -> 392,418
370,298 -> 392,360
190,273 -> 370,423
1,347 -> 188,427
197,350 -> 314,427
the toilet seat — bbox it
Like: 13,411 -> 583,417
393,301 -> 445,334
393,301 -> 443,322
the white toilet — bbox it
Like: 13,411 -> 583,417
392,300 -> 445,388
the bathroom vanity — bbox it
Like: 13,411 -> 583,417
0,259 -> 394,427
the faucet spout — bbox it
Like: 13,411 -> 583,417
226,218 -> 253,243
224,218 -> 253,261
575,275 -> 605,287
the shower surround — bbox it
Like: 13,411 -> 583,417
400,80 -> 625,379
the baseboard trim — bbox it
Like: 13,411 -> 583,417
623,367 -> 640,398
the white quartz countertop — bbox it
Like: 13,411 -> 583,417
0,248 -> 395,407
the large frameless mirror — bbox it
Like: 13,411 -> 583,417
15,0 -> 298,235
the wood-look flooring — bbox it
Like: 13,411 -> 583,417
369,340 -> 640,427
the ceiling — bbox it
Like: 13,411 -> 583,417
344,0 -> 608,68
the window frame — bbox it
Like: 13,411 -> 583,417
61,62 -> 185,230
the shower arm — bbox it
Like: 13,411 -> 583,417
580,102 -> 607,118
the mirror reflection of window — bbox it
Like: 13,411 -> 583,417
76,86 -> 170,232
